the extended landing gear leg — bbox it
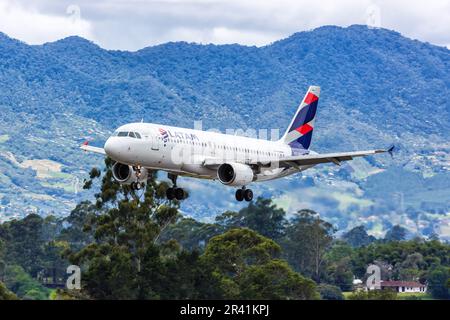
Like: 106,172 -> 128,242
166,173 -> 185,201
235,187 -> 253,202
131,166 -> 144,190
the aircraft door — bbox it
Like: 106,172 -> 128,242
151,135 -> 160,151
208,141 -> 216,157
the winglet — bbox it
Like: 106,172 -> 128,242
80,141 -> 106,155
388,145 -> 395,158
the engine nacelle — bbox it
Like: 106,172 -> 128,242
112,162 -> 148,185
217,163 -> 255,186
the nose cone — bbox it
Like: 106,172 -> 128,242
104,137 -> 120,160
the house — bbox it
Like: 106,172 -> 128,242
352,278 -> 364,291
380,281 -> 427,293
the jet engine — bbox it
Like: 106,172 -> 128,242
112,162 -> 148,185
217,163 -> 255,186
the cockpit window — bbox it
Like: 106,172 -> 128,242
114,131 -> 142,139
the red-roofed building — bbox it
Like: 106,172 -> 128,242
380,281 -> 427,293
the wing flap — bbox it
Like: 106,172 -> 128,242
278,148 -> 391,167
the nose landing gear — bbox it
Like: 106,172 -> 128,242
235,187 -> 253,202
130,166 -> 144,191
130,181 -> 143,190
166,173 -> 186,201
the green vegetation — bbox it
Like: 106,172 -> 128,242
318,284 -> 344,300
347,289 -> 398,300
0,281 -> 17,300
0,159 -> 448,300
396,292 -> 433,300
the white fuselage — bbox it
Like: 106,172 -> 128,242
104,123 -> 315,185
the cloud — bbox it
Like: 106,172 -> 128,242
0,0 -> 449,50
0,0 -> 95,44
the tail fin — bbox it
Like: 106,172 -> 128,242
281,86 -> 320,150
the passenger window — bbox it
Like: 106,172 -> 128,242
118,132 -> 128,137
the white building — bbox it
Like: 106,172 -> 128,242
380,281 -> 427,293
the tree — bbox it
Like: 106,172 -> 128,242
282,209 -> 335,282
0,214 -> 46,276
324,241 -> 354,291
202,228 -> 318,300
427,266 -> 449,299
3,265 -> 50,300
342,226 -> 376,247
68,159 -> 181,299
159,250 -> 223,299
385,225 -> 407,242
161,217 -> 224,251
239,260 -> 319,300
203,228 -> 281,276
0,239 -> 5,282
385,225 -> 406,242
318,284 -> 344,300
398,253 -> 425,281
58,201 -> 97,250
0,281 -> 17,300
215,198 -> 287,239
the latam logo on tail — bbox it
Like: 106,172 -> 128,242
284,88 -> 319,151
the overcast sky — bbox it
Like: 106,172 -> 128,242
1,0 -> 449,50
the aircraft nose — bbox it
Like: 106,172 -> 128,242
104,137 -> 119,159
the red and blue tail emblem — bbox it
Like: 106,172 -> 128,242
281,86 -> 320,151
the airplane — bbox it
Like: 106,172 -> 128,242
81,86 -> 394,202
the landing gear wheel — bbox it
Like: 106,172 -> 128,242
166,187 -> 175,200
235,189 -> 244,202
131,182 -> 143,190
174,188 -> 185,201
244,189 -> 253,202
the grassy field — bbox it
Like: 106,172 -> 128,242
343,292 -> 353,299
397,293 -> 435,300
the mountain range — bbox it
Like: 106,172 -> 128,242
0,25 -> 448,240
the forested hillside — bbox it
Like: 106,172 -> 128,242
0,25 -> 449,239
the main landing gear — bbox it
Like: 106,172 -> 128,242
166,173 -> 185,201
235,187 -> 253,202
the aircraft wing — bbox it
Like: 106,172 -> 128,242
80,142 -> 106,155
203,147 -> 393,168
276,146 -> 394,168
